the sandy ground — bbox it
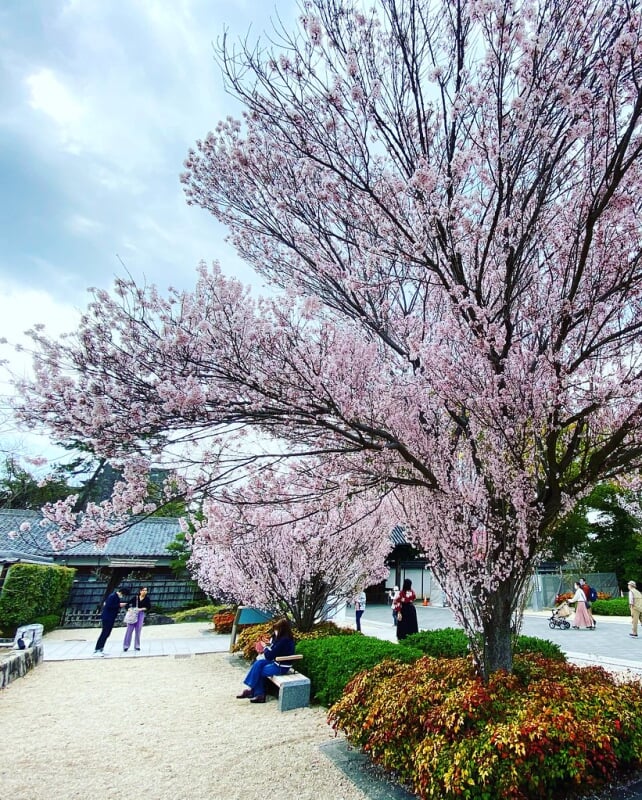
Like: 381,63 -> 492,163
0,634 -> 367,800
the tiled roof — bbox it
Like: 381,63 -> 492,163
390,524 -> 408,546
0,509 -> 181,559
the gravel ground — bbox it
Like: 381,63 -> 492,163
0,652 -> 368,800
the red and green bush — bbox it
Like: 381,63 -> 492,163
212,610 -> 236,633
232,619 -> 353,661
328,654 -> 642,800
556,591 -> 612,605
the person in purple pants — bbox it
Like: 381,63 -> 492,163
123,586 -> 152,651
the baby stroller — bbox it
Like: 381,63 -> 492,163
549,601 -> 571,629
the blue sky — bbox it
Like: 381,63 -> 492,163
0,0 -> 297,461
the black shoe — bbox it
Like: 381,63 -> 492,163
236,689 -> 252,699
630,633 -> 638,638
250,695 -> 266,704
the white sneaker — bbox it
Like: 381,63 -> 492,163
93,650 -> 102,656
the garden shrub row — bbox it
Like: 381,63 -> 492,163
171,604 -> 220,623
233,619 -> 353,662
400,627 -> 565,662
235,624 -> 566,709
591,597 -> 630,616
328,654 -> 642,800
295,634 -> 423,707
234,622 -> 640,797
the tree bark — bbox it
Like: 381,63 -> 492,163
482,582 -> 514,678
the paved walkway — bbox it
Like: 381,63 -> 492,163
41,604 -> 642,679
42,621 -> 230,660
352,604 -> 642,675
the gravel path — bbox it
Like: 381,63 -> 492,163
0,652 -> 367,800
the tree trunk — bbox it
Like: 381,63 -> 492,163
481,581 -> 514,678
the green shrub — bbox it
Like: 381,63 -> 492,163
400,627 -> 565,663
591,597 -> 629,616
34,614 -> 61,633
401,627 -> 469,657
329,654 -> 642,800
512,635 -> 565,661
171,604 -> 223,622
296,634 -> 423,707
0,564 -> 75,633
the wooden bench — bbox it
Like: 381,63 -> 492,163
267,654 -> 311,712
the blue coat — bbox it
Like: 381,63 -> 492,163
263,635 -> 295,663
101,591 -> 122,623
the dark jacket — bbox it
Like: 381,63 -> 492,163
263,635 -> 295,663
101,591 -> 123,623
128,593 -> 152,612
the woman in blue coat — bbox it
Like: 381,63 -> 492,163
236,617 -> 295,704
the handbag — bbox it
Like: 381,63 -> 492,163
124,607 -> 139,624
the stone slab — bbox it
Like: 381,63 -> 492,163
268,672 -> 311,712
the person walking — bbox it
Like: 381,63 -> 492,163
569,581 -> 593,630
236,618 -> 296,704
390,585 -> 399,625
628,580 -> 642,637
93,587 -> 126,656
579,578 -> 596,629
123,586 -> 152,652
354,590 -> 366,632
393,579 -> 419,640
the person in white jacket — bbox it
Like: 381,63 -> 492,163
569,582 -> 592,630
355,590 -> 366,632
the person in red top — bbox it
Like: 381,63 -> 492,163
393,579 -> 419,640
579,578 -> 596,629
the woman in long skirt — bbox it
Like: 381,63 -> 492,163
570,581 -> 593,630
393,578 -> 419,640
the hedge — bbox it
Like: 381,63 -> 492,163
399,627 -> 565,662
295,634 -> 423,706
0,563 -> 75,634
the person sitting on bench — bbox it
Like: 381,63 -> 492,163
236,617 -> 295,704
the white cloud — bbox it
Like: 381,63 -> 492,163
0,281 -> 81,371
26,68 -> 85,147
0,0 -> 297,463
66,213 -> 105,236
0,281 -> 82,464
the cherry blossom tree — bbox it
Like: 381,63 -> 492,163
13,0 -> 642,677
188,461 -> 393,630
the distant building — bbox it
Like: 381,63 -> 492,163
0,509 -> 204,616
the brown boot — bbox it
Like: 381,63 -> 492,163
250,694 -> 266,703
236,689 -> 252,699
